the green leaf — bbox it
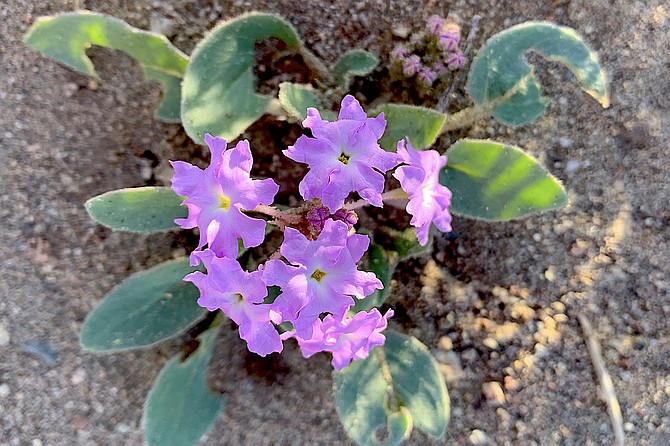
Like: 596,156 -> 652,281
334,330 -> 450,446
332,49 -> 379,88
350,244 -> 399,314
182,13 -> 301,143
440,139 -> 568,221
374,104 -> 447,151
23,11 -> 188,122
144,326 -> 225,446
278,82 -> 319,121
143,67 -> 185,122
388,228 -> 433,260
80,258 -> 205,351
468,21 -> 609,126
85,187 -> 187,233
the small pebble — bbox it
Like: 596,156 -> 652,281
504,375 -> 519,391
554,314 -> 568,323
462,348 -> 479,362
438,351 -> 464,383
544,267 -> 557,282
483,338 -> 499,350
551,301 -> 566,313
482,381 -> 506,405
149,13 -> 177,37
71,368 -> 87,385
63,82 -> 79,98
439,336 -> 453,350
0,323 -> 9,346
392,25 -> 411,38
115,423 -> 132,433
559,136 -> 572,148
566,159 -> 581,174
0,383 -> 10,397
468,429 -> 490,445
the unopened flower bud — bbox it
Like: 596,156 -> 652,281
438,29 -> 460,53
426,15 -> 446,35
445,49 -> 464,70
402,54 -> 422,77
417,67 -> 437,87
390,44 -> 409,63
307,206 -> 329,232
332,208 -> 358,233
432,62 -> 448,76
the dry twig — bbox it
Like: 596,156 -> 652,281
578,314 -> 625,446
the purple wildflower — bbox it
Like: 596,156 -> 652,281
171,134 -> 279,261
185,250 -> 283,356
402,54 -> 422,77
437,28 -> 461,53
289,308 -> 394,371
390,44 -> 409,63
426,15 -> 446,35
262,219 -> 382,338
284,95 -> 400,213
417,67 -> 437,87
445,49 -> 465,70
393,138 -> 452,245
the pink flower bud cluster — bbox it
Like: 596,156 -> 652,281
171,96 -> 453,371
390,15 -> 464,87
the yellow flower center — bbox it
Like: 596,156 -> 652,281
338,153 -> 350,165
310,269 -> 327,282
219,195 -> 231,211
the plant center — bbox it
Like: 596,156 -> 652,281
310,269 -> 327,282
338,153 -> 350,165
219,195 -> 231,211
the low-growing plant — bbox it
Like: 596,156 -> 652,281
25,9 -> 608,446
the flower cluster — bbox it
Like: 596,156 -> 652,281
390,15 -> 464,87
171,96 -> 452,370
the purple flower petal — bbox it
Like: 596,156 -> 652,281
284,95 -> 400,213
262,219 -> 382,338
291,308 -> 394,371
393,138 -> 453,245
185,251 -> 282,356
171,135 -> 279,258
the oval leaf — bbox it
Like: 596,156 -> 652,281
468,21 -> 609,126
334,330 -> 450,445
23,11 -> 188,122
440,139 -> 568,221
332,49 -> 379,88
144,326 -> 225,446
85,187 -> 186,233
278,82 -> 319,121
374,104 -> 446,151
80,258 -> 205,351
182,13 -> 301,143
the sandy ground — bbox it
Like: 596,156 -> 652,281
1,0 -> 668,445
